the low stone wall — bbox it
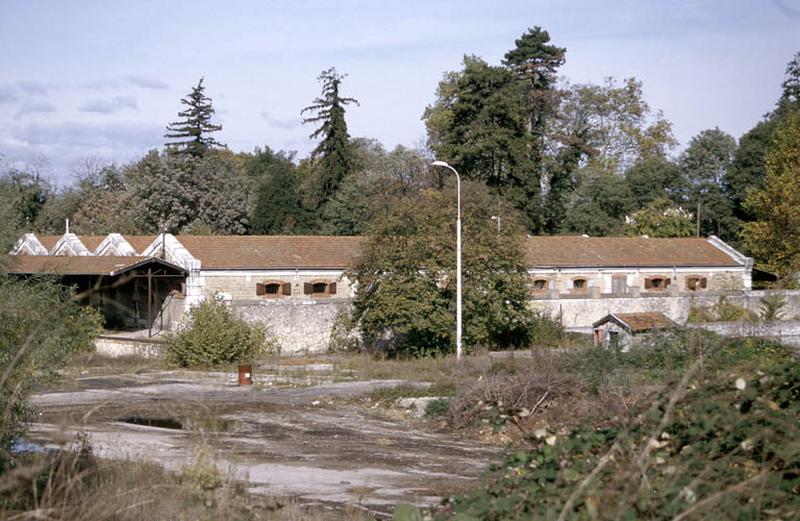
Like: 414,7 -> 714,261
536,290 -> 800,328
95,335 -> 166,358
232,298 -> 353,354
688,320 -> 800,339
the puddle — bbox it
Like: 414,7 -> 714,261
117,415 -> 242,433
118,416 -> 184,430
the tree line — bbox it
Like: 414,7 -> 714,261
1,29 -> 799,275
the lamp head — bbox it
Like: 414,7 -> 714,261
431,160 -> 450,168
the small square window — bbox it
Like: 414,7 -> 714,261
686,276 -> 707,291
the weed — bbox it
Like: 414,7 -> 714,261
424,398 -> 451,417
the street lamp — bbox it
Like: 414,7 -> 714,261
431,160 -> 462,362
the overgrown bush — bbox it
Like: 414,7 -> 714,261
0,276 -> 102,471
165,300 -> 269,367
563,329 -> 794,391
440,361 -> 800,520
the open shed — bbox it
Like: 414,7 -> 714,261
6,255 -> 188,333
592,312 -> 676,350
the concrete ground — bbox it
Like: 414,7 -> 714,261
28,367 -> 498,517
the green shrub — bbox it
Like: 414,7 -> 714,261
0,276 -> 102,471
759,294 -> 786,321
424,398 -> 451,417
442,361 -> 800,520
165,300 -> 268,368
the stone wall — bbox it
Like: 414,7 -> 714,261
199,270 -> 354,301
232,298 -> 353,354
688,320 -> 800,339
95,335 -> 165,358
537,290 -> 800,328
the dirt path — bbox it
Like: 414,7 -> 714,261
29,370 -> 498,516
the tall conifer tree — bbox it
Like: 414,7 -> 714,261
165,77 -> 224,156
301,68 -> 359,209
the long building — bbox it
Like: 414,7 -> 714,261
7,232 -> 756,352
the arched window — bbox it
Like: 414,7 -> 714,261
532,278 -> 549,292
572,278 -> 588,292
644,276 -> 671,291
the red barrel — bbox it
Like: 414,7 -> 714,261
238,364 -> 253,385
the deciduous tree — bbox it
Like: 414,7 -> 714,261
348,182 -> 534,357
741,112 -> 800,276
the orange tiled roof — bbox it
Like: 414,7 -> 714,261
611,312 -> 675,333
524,236 -> 739,268
80,235 -> 107,251
6,255 -> 186,276
124,235 -> 158,254
37,235 -> 61,251
176,235 -> 365,270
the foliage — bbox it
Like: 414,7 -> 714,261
424,398 -> 451,418
301,67 -> 359,210
623,156 -> 685,208
0,276 -> 102,471
164,77 -> 224,156
556,77 -> 676,177
562,172 -> 634,235
0,168 -> 49,231
741,112 -> 800,276
250,148 -> 309,234
687,296 -> 758,323
623,198 -> 694,238
424,54 -> 540,231
165,300 -> 268,367
679,127 -> 738,239
125,149 -> 251,234
349,181 -> 535,357
442,343 -> 799,520
759,293 -> 787,321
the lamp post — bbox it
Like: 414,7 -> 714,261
431,160 -> 462,362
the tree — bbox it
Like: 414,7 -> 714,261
348,182 -> 534,357
301,68 -> 359,209
741,112 -> 800,276
725,119 -> 777,220
164,77 -> 224,156
424,56 -> 541,230
251,151 -> 308,234
125,149 -> 249,234
562,173 -> 634,236
679,128 -> 738,238
623,198 -> 694,238
623,156 -> 685,209
503,26 -> 566,167
554,78 -> 676,179
0,168 -> 49,229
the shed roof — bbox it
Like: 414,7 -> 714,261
6,255 -> 187,276
524,236 -> 740,268
176,235 -> 365,270
592,312 -> 676,333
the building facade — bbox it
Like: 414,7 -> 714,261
8,232 -> 757,351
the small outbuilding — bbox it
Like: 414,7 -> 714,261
592,312 -> 676,350
6,255 -> 187,333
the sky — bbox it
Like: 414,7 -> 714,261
0,0 -> 798,185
